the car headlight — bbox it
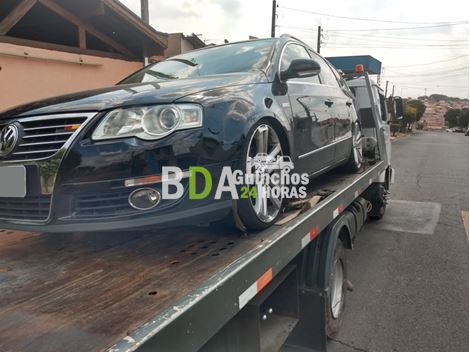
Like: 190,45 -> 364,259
92,104 -> 203,141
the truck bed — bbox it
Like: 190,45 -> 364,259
0,161 -> 386,352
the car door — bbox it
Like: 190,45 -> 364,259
280,43 -> 334,175
311,52 -> 355,162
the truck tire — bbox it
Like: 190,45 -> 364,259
367,184 -> 387,220
369,200 -> 386,220
325,239 -> 347,338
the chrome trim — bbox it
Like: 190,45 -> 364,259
24,124 -> 77,131
288,81 -> 323,86
0,124 -> 19,157
298,136 -> 352,160
22,131 -> 74,139
13,149 -> 60,155
0,112 -> 97,225
278,41 -> 311,83
19,140 -> 68,147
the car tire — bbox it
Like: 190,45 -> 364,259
236,121 -> 286,230
343,122 -> 363,172
325,239 -> 347,338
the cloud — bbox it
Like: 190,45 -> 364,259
118,0 -> 469,98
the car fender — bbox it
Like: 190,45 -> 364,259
178,83 -> 294,160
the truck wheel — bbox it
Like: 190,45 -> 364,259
367,184 -> 387,220
325,239 -> 347,337
369,200 -> 386,220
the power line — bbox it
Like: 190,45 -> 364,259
385,65 -> 469,76
327,23 -> 468,32
324,36 -> 468,47
393,83 -> 469,89
278,23 -> 468,34
329,32 -> 468,42
386,55 -> 469,68
278,6 -> 468,25
325,45 -> 468,49
277,24 -> 319,33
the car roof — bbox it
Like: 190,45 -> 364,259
181,34 -> 307,54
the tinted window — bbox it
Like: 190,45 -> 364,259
121,39 -> 275,84
309,51 -> 339,87
281,44 -> 320,83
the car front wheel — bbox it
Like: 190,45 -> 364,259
236,122 -> 286,230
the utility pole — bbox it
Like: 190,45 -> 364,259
424,88 -> 427,97
271,0 -> 277,38
141,0 -> 149,65
317,26 -> 322,53
141,0 -> 149,24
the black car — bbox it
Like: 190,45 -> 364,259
0,35 -> 362,232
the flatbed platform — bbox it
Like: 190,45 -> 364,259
0,161 -> 386,352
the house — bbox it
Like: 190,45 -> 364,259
0,0 -> 168,111
164,33 -> 206,57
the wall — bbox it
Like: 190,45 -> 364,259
164,33 -> 183,57
0,43 -> 143,111
180,38 -> 194,54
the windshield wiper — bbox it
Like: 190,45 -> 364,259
166,58 -> 198,67
146,70 -> 178,80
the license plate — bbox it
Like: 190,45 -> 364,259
0,166 -> 27,198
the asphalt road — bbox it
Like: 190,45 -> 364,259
329,131 -> 469,352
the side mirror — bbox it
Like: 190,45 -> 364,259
281,59 -> 321,81
394,97 -> 404,118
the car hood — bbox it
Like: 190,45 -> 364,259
0,72 -> 266,119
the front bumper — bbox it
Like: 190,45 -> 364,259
0,111 -> 241,232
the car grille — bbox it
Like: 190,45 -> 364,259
0,196 -> 51,221
73,191 -> 137,219
0,115 -> 89,162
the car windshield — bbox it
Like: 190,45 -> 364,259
121,39 -> 275,84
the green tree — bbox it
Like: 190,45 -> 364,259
444,109 -> 460,128
402,105 -> 417,132
461,108 -> 469,128
407,99 -> 426,122
445,108 -> 469,128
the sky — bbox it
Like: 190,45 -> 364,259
119,0 -> 469,99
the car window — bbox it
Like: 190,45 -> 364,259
280,43 -> 320,84
308,50 -> 340,87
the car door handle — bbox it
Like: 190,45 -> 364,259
324,100 -> 334,107
346,101 -> 353,107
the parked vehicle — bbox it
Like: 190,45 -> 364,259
0,35 -> 362,232
0,63 -> 394,352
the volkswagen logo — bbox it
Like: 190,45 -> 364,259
0,124 -> 19,157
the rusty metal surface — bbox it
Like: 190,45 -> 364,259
0,163 -> 383,352
0,226 -> 260,352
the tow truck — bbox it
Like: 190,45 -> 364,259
0,56 -> 402,352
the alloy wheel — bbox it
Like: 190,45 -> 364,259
352,123 -> 363,167
245,124 -> 284,223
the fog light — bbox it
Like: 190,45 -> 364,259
128,188 -> 161,210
